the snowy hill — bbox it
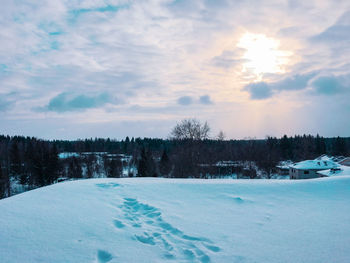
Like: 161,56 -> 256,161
1,178 -> 350,263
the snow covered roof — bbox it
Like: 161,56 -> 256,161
276,160 -> 293,169
315,154 -> 332,161
290,159 -> 339,170
317,166 -> 350,177
315,154 -> 348,163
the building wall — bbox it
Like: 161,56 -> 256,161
277,168 -> 289,175
289,168 -> 323,179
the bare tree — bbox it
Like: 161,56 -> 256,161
217,130 -> 226,141
170,119 -> 210,140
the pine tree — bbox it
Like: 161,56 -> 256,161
24,141 -> 35,187
280,135 -> 291,159
159,150 -> 171,177
0,163 -> 5,199
333,136 -> 347,155
32,142 -> 48,187
68,157 -> 82,179
10,141 -> 21,179
315,134 -> 326,155
137,148 -> 157,177
47,144 -> 60,184
0,162 -> 10,198
137,148 -> 147,177
106,159 -> 122,178
146,148 -> 157,177
85,154 -> 96,178
123,136 -> 130,153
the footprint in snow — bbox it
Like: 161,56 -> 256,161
113,219 -> 125,229
113,198 -> 221,262
97,250 -> 113,263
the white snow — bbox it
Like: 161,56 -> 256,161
318,165 -> 350,177
276,160 -> 293,169
290,159 -> 339,170
58,152 -> 80,159
1,177 -> 350,263
316,154 -> 334,162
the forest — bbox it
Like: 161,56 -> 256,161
0,126 -> 349,199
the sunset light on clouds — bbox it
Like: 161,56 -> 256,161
1,0 -> 350,139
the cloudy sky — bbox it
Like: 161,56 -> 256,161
1,0 -> 350,140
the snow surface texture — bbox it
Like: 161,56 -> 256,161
1,177 -> 350,263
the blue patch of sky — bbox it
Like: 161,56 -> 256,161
23,64 -> 33,72
30,22 -> 63,54
0,64 -> 8,72
168,0 -> 184,6
50,41 -> 60,50
38,21 -> 64,36
49,31 -> 63,36
13,12 -> 30,24
31,41 -> 61,54
68,4 -> 130,24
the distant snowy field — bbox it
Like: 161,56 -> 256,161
1,178 -> 350,263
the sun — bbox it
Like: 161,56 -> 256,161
237,33 -> 291,80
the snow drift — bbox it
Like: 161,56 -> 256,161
1,177 -> 350,263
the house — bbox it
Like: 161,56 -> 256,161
289,159 -> 339,179
276,160 -> 293,176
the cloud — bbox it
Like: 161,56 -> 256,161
308,10 -> 350,63
199,95 -> 213,105
0,92 -> 17,112
311,11 -> 350,44
177,96 -> 193,106
211,50 -> 245,69
312,25 -> 350,43
311,75 -> 346,95
2,0 -> 350,138
244,82 -> 273,99
177,95 -> 214,106
37,92 -> 117,112
274,73 -> 315,91
243,72 -> 314,99
244,72 -> 350,99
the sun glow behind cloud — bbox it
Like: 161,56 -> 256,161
237,33 -> 292,80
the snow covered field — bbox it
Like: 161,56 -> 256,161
1,177 -> 350,263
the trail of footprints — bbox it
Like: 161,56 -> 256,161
113,197 -> 221,262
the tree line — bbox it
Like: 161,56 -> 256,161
1,124 -> 349,199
